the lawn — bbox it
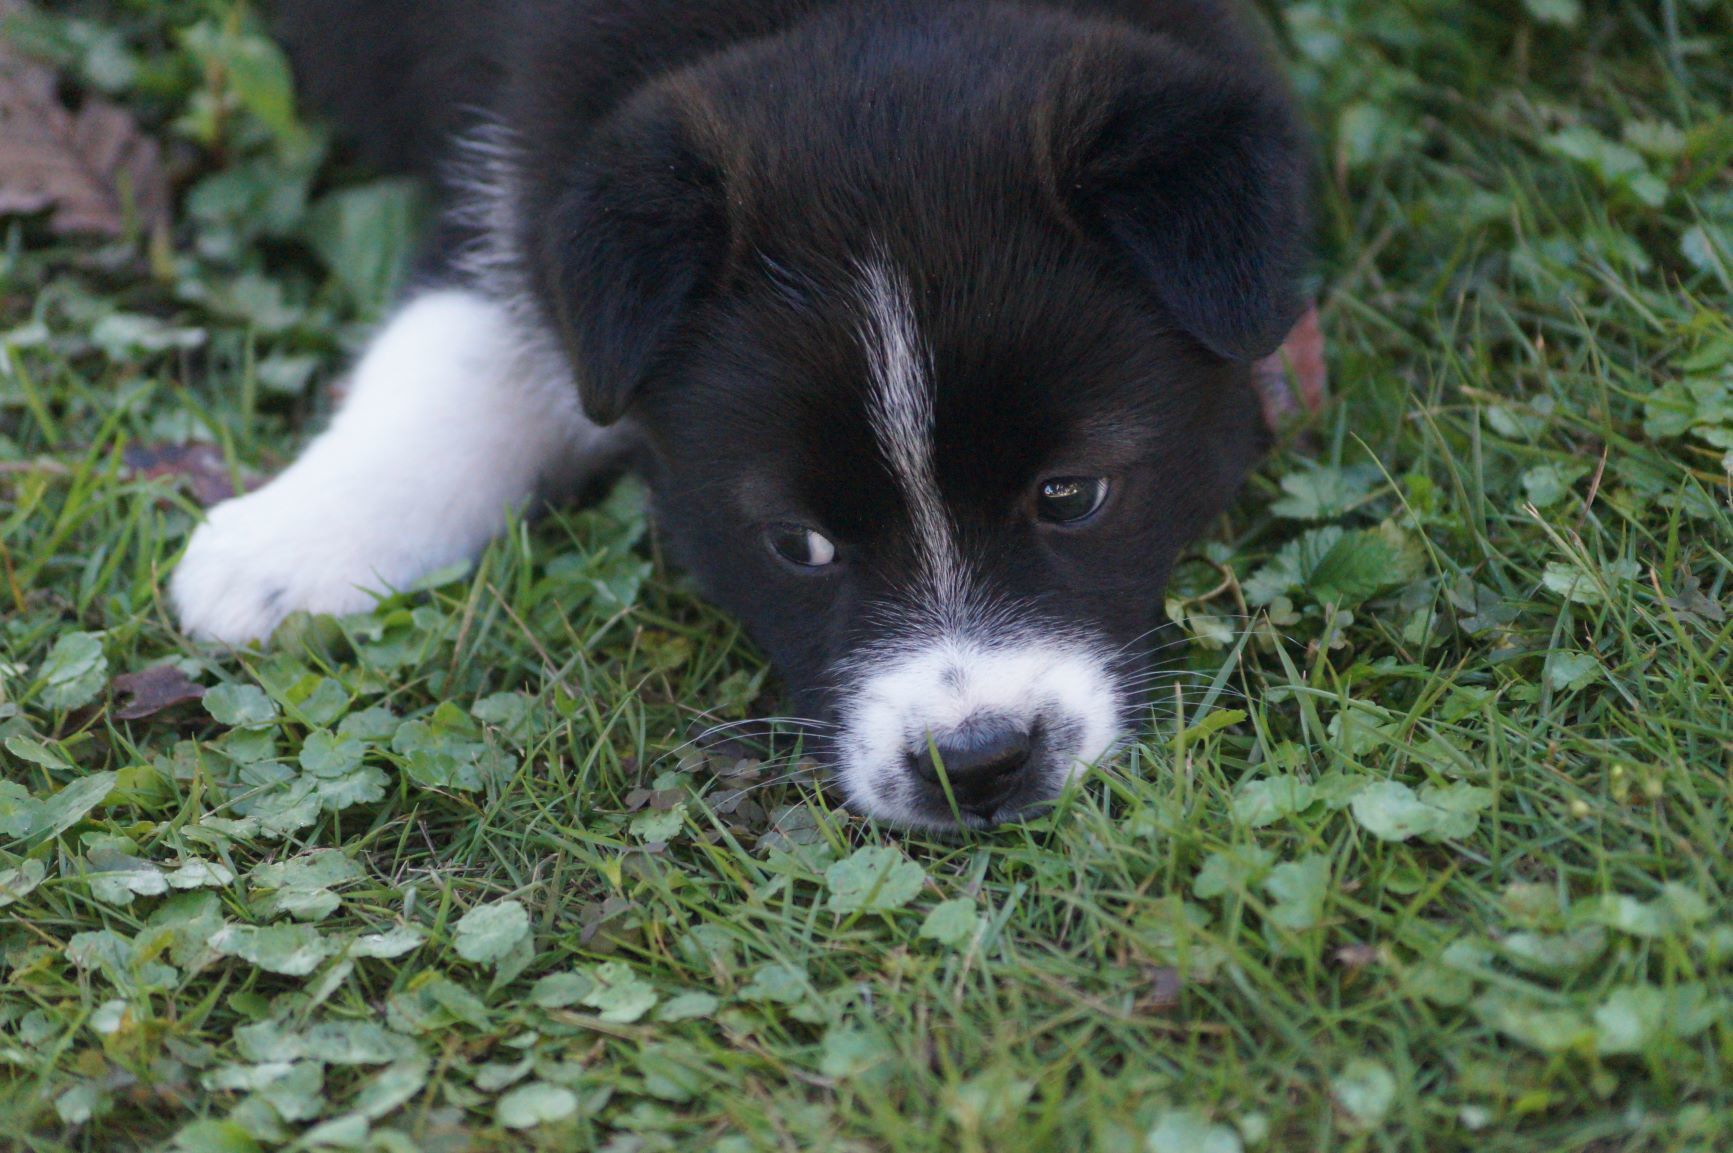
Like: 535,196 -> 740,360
1,1 -> 1730,1150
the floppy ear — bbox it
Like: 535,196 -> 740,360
522,90 -> 732,425
1053,50 -> 1308,361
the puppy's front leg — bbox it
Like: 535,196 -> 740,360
171,289 -> 612,644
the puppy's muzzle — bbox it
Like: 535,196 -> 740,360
836,637 -> 1122,826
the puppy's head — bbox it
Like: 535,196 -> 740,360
504,9 -> 1306,827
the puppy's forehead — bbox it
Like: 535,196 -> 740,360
853,259 -> 958,590
706,246 -> 1180,532
842,254 -> 1172,501
718,258 -> 969,570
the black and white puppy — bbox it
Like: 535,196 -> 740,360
171,0 -> 1309,828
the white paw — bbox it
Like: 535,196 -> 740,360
170,486 -> 412,644
169,288 -> 609,644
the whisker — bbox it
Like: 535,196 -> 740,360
683,714 -> 840,736
637,717 -> 837,777
1119,675 -> 1251,697
1117,668 -> 1252,685
1105,625 -> 1191,663
710,764 -> 826,807
1116,679 -> 1254,697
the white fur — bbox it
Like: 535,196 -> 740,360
857,259 -> 963,607
837,634 -> 1123,824
172,289 -> 615,643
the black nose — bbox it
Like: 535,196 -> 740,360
911,722 -> 1032,811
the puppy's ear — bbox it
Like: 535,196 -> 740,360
1051,47 -> 1308,361
523,88 -> 732,425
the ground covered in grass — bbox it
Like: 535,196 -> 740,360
2,1 -> 1730,1150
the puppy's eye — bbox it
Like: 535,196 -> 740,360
766,524 -> 838,568
1036,477 -> 1110,524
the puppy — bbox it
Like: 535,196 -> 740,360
171,0 -> 1309,828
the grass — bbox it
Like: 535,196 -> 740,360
2,0 -> 1731,1150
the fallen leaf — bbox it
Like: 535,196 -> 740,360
1254,303 -> 1328,432
123,442 -> 249,507
111,664 -> 206,720
0,3 -> 170,236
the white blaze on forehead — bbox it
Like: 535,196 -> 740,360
855,259 -> 963,605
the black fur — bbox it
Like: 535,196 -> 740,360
277,0 -> 1309,824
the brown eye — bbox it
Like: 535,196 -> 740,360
1036,477 -> 1110,524
766,523 -> 838,568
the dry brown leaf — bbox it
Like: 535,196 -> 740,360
111,664 -> 206,721
123,441 -> 252,506
0,1 -> 170,236
1254,303 -> 1329,433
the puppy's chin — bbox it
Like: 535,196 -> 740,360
829,634 -> 1122,829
